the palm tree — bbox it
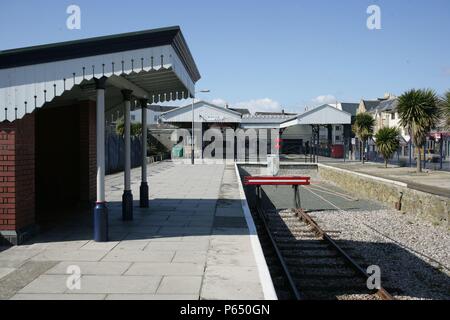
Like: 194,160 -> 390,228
441,90 -> 450,129
374,127 -> 400,168
353,112 -> 375,164
397,89 -> 439,173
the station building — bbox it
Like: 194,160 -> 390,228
160,101 -> 352,159
0,26 -> 201,244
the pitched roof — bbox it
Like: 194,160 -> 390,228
160,100 -> 243,122
377,98 -> 398,112
340,103 -> 359,116
229,108 -> 250,115
254,111 -> 297,116
0,26 -> 201,82
241,114 -> 296,124
362,100 -> 382,112
280,104 -> 351,127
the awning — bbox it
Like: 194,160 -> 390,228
161,101 -> 242,123
280,104 -> 351,128
0,26 -> 201,122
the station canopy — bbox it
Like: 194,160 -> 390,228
0,26 -> 201,122
161,101 -> 242,123
280,104 -> 351,128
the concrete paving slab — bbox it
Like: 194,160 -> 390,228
80,240 -> 120,251
0,162 -> 269,300
172,251 -> 207,264
26,240 -> 90,251
0,267 -> 14,280
157,276 -> 202,295
114,239 -> 151,250
19,275 -> 69,294
146,236 -> 184,242
0,261 -> 58,299
201,266 -> 264,300
144,241 -> 209,252
207,250 -> 257,267
215,207 -> 245,217
11,293 -> 106,300
0,260 -> 26,269
45,261 -> 131,275
125,263 -> 204,276
30,249 -> 109,262
0,248 -> 43,262
69,275 -> 162,294
105,294 -> 198,300
158,226 -> 212,236
102,249 -> 175,262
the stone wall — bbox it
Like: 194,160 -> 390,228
318,164 -> 450,227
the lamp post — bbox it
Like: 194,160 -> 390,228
191,89 -> 210,165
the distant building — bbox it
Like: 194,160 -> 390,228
228,107 -> 250,115
340,103 -> 359,120
254,110 -> 297,116
160,101 -> 351,159
356,93 -> 395,114
130,105 -> 178,125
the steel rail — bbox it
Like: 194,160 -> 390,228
293,208 -> 395,300
254,200 -> 303,300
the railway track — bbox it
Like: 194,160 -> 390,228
253,203 -> 395,300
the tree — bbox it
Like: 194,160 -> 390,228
374,127 -> 400,168
397,89 -> 439,173
115,118 -> 142,137
353,112 -> 375,164
441,90 -> 450,130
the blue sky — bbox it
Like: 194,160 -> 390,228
1,0 -> 449,113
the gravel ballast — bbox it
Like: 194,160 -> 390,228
308,206 -> 450,300
239,164 -> 450,300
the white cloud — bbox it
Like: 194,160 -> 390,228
208,97 -> 282,114
310,94 -> 338,106
211,98 -> 228,107
234,98 -> 282,114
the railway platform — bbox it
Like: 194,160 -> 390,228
0,162 -> 274,300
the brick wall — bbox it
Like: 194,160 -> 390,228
1,101 -> 97,244
79,100 -> 97,204
0,113 -> 36,235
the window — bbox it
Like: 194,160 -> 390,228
391,113 -> 395,120
335,136 -> 340,141
154,115 -> 158,122
131,115 -> 136,121
335,126 -> 341,131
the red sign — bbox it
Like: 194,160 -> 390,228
244,176 -> 311,186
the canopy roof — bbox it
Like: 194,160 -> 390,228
280,104 -> 351,128
0,26 -> 201,122
161,101 -> 242,123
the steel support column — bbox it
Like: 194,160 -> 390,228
94,77 -> 108,242
191,97 -> 195,165
139,99 -> 149,208
122,89 -> 133,220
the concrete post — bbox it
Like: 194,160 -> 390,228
139,99 -> 149,208
94,77 -> 108,242
122,89 -> 133,221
